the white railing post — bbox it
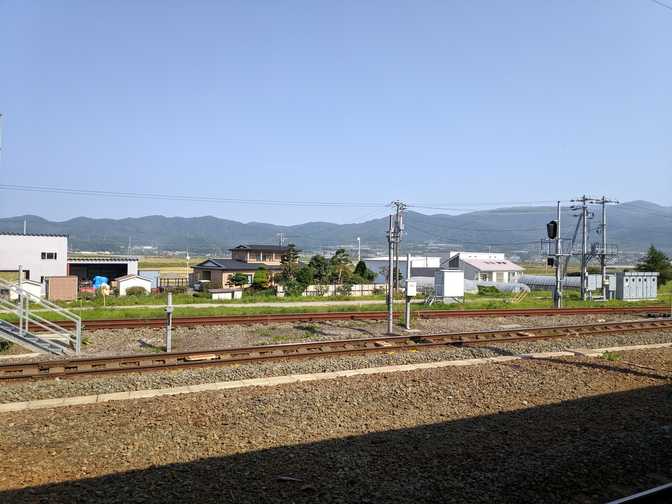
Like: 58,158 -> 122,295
75,319 -> 81,354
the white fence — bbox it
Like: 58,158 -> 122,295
277,283 -> 387,297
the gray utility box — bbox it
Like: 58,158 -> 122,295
615,272 -> 658,301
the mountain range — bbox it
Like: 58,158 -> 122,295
1,201 -> 670,256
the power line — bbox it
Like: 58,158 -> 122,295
649,0 -> 672,12
0,184 -> 387,209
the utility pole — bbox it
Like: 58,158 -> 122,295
571,195 -> 592,301
357,237 -> 361,262
391,201 -> 406,293
386,215 -> 395,334
277,232 -> 286,246
596,196 -> 619,300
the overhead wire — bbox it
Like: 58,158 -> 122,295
0,184 -> 388,209
649,0 -> 672,12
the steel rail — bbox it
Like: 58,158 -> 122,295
12,305 -> 671,332
1,318 -> 671,381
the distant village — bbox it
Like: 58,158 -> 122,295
0,232 -> 660,303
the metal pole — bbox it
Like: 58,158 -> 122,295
405,253 -> 411,330
165,292 -> 173,352
394,205 -> 400,292
387,215 -> 394,335
555,201 -> 562,308
357,237 -> 361,262
18,265 -> 23,337
581,197 -> 588,301
601,197 -> 608,300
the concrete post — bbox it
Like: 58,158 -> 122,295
165,292 -> 173,352
405,253 -> 411,330
387,215 -> 394,335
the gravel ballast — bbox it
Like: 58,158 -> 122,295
0,327 -> 671,404
0,313 -> 657,362
0,348 -> 670,503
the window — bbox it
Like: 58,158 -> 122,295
41,252 -> 57,260
479,273 -> 488,281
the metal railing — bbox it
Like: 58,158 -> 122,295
0,278 -> 81,354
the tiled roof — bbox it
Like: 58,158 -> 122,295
230,244 -> 294,252
68,256 -> 139,263
115,274 -> 151,281
461,258 -> 524,272
193,259 -> 282,271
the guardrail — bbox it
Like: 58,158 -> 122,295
0,278 -> 81,354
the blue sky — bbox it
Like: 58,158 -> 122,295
1,0 -> 670,224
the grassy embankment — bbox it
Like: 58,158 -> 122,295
2,286 -> 669,324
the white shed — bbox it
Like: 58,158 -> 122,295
116,274 -> 152,296
8,279 -> 43,301
434,269 -> 464,303
210,288 -> 243,300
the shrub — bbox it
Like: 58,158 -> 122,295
0,340 -> 12,352
165,286 -> 187,294
125,286 -> 148,296
477,285 -> 500,296
227,273 -> 249,287
313,284 -> 329,296
252,267 -> 269,289
336,283 -> 353,296
79,291 -> 96,301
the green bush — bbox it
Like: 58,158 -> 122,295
125,286 -> 148,296
477,285 -> 500,296
79,291 -> 96,301
252,267 -> 269,289
336,283 -> 353,296
0,340 -> 12,352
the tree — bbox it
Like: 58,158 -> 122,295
329,248 -> 352,284
308,255 -> 330,283
252,267 -> 269,289
353,260 -> 376,282
228,273 -> 248,287
280,243 -> 300,282
296,265 -> 315,287
636,245 -> 672,285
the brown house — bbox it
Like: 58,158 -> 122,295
191,244 -> 294,288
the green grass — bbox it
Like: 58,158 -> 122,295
55,292 -> 389,309
602,351 -> 622,361
3,282 -> 669,325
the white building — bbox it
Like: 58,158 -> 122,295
0,233 -> 68,284
7,279 -> 43,301
445,251 -> 524,283
116,274 -> 152,296
363,256 -> 441,284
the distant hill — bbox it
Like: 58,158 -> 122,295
1,201 -> 670,255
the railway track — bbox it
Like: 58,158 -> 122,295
2,318 -> 671,381
22,305 -> 672,331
